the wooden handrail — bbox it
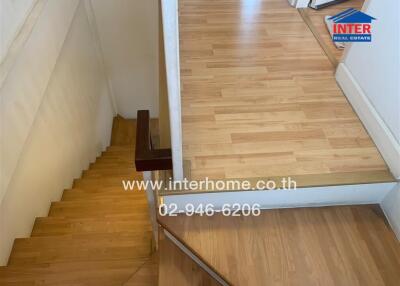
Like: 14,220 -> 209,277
135,110 -> 172,171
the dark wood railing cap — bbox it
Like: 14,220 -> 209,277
135,110 -> 172,171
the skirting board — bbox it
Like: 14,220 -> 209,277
336,63 -> 400,179
381,184 -> 400,241
162,182 -> 396,212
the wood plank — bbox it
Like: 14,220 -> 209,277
179,0 -> 392,187
159,205 -> 400,286
123,254 -> 159,286
158,232 -> 220,286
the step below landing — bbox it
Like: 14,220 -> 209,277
158,204 -> 400,286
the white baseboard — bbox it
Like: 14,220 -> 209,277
162,182 -> 395,212
336,63 -> 400,179
382,184 -> 400,241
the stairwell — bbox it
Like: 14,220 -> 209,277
0,116 -> 157,286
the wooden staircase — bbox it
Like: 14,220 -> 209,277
0,116 -> 158,286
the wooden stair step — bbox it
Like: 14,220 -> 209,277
63,186 -> 143,194
80,173 -> 141,181
106,146 -> 135,151
95,157 -> 134,163
49,200 -> 149,218
8,232 -> 152,265
73,177 -> 136,189
89,162 -> 135,170
0,258 -> 147,286
32,216 -> 151,236
62,188 -> 146,200
101,151 -> 135,158
102,149 -> 135,155
82,168 -> 139,178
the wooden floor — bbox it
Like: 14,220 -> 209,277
179,0 -> 392,187
159,205 -> 400,286
123,253 -> 158,286
158,231 -> 220,286
0,117 -> 156,286
299,0 -> 364,66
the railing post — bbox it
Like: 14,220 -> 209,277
142,171 -> 158,248
135,110 -> 172,249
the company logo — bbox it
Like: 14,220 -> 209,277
329,8 -> 376,42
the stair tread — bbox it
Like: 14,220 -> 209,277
159,205 -> 400,286
9,232 -> 152,265
48,200 -> 149,218
0,258 -> 147,286
32,216 -> 151,236
73,176 -> 140,189
62,190 -> 146,201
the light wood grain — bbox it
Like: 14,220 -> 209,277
300,0 -> 365,65
0,116 -> 156,285
179,0 -> 391,187
158,231 -> 221,286
160,205 -> 400,286
124,253 -> 159,286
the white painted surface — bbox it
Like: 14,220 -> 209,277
1,1 -> 46,86
336,64 -> 400,178
161,0 -> 184,181
90,0 -> 159,118
341,0 -> 400,143
309,0 -> 336,8
0,0 -> 35,62
292,0 -> 311,8
0,0 -> 79,206
163,182 -> 396,212
0,1 -> 114,265
337,0 -> 400,178
382,183 -> 400,240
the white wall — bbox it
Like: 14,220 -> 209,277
90,0 -> 159,118
0,0 -> 35,62
343,0 -> 400,143
336,0 -> 400,178
382,183 -> 400,240
0,0 -> 115,265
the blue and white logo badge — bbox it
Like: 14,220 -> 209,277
329,8 -> 376,42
